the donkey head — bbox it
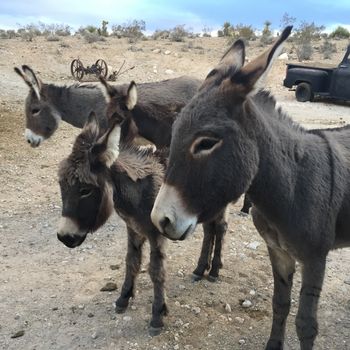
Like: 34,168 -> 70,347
14,65 -> 61,147
151,26 -> 292,240
99,77 -> 139,144
57,112 -> 121,248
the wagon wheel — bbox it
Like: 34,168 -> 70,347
71,59 -> 84,81
95,59 -> 108,78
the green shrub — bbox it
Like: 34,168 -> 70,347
329,26 -> 350,39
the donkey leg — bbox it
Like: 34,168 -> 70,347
208,209 -> 227,282
295,259 -> 326,350
240,194 -> 252,214
192,223 -> 215,281
265,246 -> 296,350
148,234 -> 168,336
115,227 -> 145,313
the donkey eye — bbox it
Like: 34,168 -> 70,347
32,108 -> 40,115
191,136 -> 223,157
80,188 -> 92,198
111,112 -> 124,124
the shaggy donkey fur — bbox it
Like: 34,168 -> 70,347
151,26 -> 350,349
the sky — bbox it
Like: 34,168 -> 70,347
0,0 -> 349,34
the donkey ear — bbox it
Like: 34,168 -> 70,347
99,76 -> 116,100
97,121 -> 121,167
83,111 -> 100,137
232,26 -> 292,94
220,39 -> 245,68
14,66 -> 41,100
21,65 -> 42,100
125,81 -> 137,110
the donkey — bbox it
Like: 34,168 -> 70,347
57,112 -> 168,335
14,65 -> 201,148
99,77 -> 228,282
151,26 -> 350,350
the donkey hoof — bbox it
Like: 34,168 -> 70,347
115,305 -> 127,313
265,339 -> 284,350
148,325 -> 163,337
192,273 -> 203,282
207,274 -> 219,283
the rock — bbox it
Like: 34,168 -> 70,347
177,270 -> 184,277
91,332 -> 98,339
164,50 -> 171,55
78,304 -> 85,310
88,312 -> 94,318
192,306 -> 201,314
123,315 -> 132,322
344,279 -> 350,285
249,289 -> 256,296
235,316 -> 245,324
100,282 -> 117,292
152,49 -> 161,54
11,330 -> 25,338
278,52 -> 289,60
246,241 -> 261,250
238,339 -> 246,345
165,69 -> 174,75
110,264 -> 120,270
242,300 -> 252,308
224,303 -> 232,313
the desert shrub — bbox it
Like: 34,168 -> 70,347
0,29 -> 17,39
46,35 -> 60,41
152,29 -> 170,40
294,21 -> 325,61
320,39 -> 337,59
329,26 -> 350,39
98,20 -> 109,37
260,20 -> 273,45
169,25 -> 192,42
219,22 -> 256,44
81,30 -> 106,43
111,20 -> 145,42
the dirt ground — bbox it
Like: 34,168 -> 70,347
0,36 -> 350,350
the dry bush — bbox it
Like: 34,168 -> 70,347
320,39 -> 337,59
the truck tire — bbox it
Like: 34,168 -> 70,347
295,82 -> 314,102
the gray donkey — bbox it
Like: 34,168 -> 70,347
57,112 -> 168,335
151,26 -> 350,350
14,65 -> 200,147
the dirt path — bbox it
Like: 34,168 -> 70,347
0,36 -> 349,350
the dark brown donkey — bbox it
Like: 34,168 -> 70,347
152,26 -> 350,349
57,113 -> 168,335
99,77 -> 228,282
14,65 -> 200,147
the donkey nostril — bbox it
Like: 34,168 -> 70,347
159,216 -> 171,232
27,139 -> 31,144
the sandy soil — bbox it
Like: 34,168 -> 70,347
0,36 -> 350,350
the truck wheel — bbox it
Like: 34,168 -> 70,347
295,82 -> 314,102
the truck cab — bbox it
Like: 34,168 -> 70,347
283,45 -> 350,102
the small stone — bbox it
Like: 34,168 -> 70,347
52,307 -> 58,311
14,314 -> 20,320
177,270 -> 184,277
192,306 -> 201,314
109,264 -> 119,270
165,69 -> 174,75
152,49 -> 161,54
242,300 -> 252,308
174,345 -> 179,350
100,282 -> 117,292
175,301 -> 181,307
247,241 -> 261,250
249,290 -> 256,296
88,313 -> 94,318
235,316 -> 245,324
131,305 -> 137,310
11,330 -> 25,338
164,50 -> 171,55
91,332 -> 98,339
178,284 -> 186,290
224,303 -> 231,313
238,339 -> 246,345
344,279 -> 350,285
123,316 -> 132,322
78,304 -> 85,310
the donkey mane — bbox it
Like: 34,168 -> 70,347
115,145 -> 165,184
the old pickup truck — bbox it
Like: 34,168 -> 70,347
283,45 -> 350,102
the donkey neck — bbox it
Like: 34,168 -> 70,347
45,84 -> 107,128
246,95 -> 335,231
